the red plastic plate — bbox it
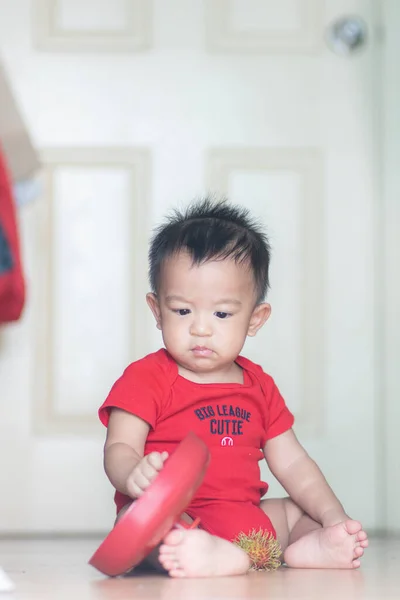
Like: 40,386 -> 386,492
89,432 -> 210,576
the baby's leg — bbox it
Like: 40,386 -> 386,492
261,497 -> 368,569
160,500 -> 279,577
116,504 -> 250,578
259,498 -> 320,550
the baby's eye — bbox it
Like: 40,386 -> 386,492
215,311 -> 231,319
173,309 -> 191,316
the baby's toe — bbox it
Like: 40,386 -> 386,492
161,557 -> 179,571
159,556 -> 172,569
159,544 -> 176,557
163,529 -> 184,546
345,520 -> 362,535
354,546 -> 364,559
169,567 -> 186,578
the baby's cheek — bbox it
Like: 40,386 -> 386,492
165,323 -> 186,345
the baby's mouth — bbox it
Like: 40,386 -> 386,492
192,346 -> 213,356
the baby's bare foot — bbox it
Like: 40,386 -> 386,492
284,520 -> 368,569
158,528 -> 250,578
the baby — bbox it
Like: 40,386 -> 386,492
99,198 -> 368,577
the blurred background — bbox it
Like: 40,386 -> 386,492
0,0 -> 398,538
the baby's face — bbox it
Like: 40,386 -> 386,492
147,252 -> 270,382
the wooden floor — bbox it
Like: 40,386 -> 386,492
0,536 -> 399,599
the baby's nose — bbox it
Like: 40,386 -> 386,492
189,317 -> 212,336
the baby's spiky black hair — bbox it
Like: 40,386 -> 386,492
148,197 -> 271,302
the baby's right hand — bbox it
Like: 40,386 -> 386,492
125,451 -> 169,499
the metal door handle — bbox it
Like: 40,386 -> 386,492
326,16 -> 368,56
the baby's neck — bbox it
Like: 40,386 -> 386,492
177,361 -> 244,384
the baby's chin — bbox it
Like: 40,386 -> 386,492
175,355 -> 241,382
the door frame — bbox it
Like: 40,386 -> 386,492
381,0 -> 400,534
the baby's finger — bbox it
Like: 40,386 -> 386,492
132,471 -> 151,492
140,460 -> 158,481
126,479 -> 144,499
147,452 -> 165,471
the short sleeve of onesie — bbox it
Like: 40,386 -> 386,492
262,373 -> 294,440
235,356 -> 294,443
98,350 -> 171,429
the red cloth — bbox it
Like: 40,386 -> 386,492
0,147 -> 25,323
99,349 -> 294,540
186,500 -> 277,541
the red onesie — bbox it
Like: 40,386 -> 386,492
99,349 -> 294,542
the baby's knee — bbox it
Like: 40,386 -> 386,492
282,497 -> 305,525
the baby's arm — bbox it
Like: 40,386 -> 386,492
264,429 -> 348,526
104,408 -> 168,499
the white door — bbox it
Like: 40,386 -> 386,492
0,0 -> 385,533
383,0 -> 400,534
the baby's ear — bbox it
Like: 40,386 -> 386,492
146,293 -> 162,330
247,303 -> 271,337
